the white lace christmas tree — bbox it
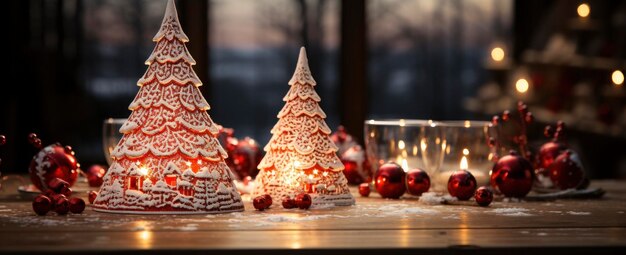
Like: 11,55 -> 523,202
253,47 -> 354,206
93,0 -> 243,214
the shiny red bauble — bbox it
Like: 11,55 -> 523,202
0,135 -> 5,146
28,144 -> 79,192
358,183 -> 371,197
88,191 -> 99,204
536,141 -> 567,170
263,194 -> 273,208
54,196 -> 70,215
491,152 -> 534,198
68,197 -> 86,214
341,145 -> 371,184
32,194 -> 52,216
474,186 -> 493,206
375,162 -> 406,199
548,151 -> 585,190
253,196 -> 268,211
230,137 -> 262,179
406,168 -> 430,196
282,197 -> 296,209
86,164 -> 107,187
447,170 -> 477,200
295,193 -> 312,209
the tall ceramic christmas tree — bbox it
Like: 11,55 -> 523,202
253,47 -> 354,206
93,0 -> 243,214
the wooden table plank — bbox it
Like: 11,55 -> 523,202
1,180 -> 625,254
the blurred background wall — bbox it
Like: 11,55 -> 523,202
3,0 -> 625,178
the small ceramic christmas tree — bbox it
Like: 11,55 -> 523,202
93,0 -> 243,214
253,47 -> 354,206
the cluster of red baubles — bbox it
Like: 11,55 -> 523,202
372,162 -> 493,206
447,170 -> 493,206
331,126 -> 372,184
284,194 -> 312,210
252,194 -> 273,211
490,103 -> 587,199
373,162 -> 431,199
32,178 -> 85,216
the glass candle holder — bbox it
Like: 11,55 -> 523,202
364,120 -> 445,178
102,118 -> 126,165
435,121 -> 497,189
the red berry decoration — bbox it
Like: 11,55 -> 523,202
28,143 -> 79,192
358,183 -> 371,197
406,168 -> 430,196
295,193 -> 312,209
282,197 -> 296,209
0,135 -> 6,146
86,164 -> 107,187
54,196 -> 70,215
32,194 -> 52,216
548,151 -> 585,190
447,170 -> 477,200
374,162 -> 406,199
263,194 -> 273,208
88,191 -> 99,204
491,152 -> 534,198
69,197 -> 86,214
48,178 -> 72,197
474,186 -> 493,206
253,196 -> 268,211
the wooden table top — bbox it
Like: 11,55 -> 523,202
1,179 -> 625,254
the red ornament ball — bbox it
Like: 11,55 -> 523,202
88,191 -> 99,204
341,145 -> 371,184
32,194 -> 52,216
230,137 -> 262,179
263,194 -> 273,208
69,197 -> 85,214
253,196 -> 268,211
548,151 -> 585,190
28,144 -> 79,192
536,141 -> 567,170
0,135 -> 6,146
447,170 -> 477,200
295,193 -> 312,209
358,183 -> 371,197
54,196 -> 70,215
491,152 -> 534,198
375,162 -> 406,199
86,164 -> 107,187
406,168 -> 430,196
474,186 -> 493,206
282,197 -> 297,209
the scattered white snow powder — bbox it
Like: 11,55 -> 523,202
537,232 -> 547,236
490,207 -> 533,216
263,215 -> 332,223
311,203 -> 335,210
566,211 -> 591,215
418,192 -> 457,205
179,224 -> 198,231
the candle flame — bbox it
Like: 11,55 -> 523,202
460,156 -> 468,170
400,158 -> 409,172
462,148 -> 469,156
